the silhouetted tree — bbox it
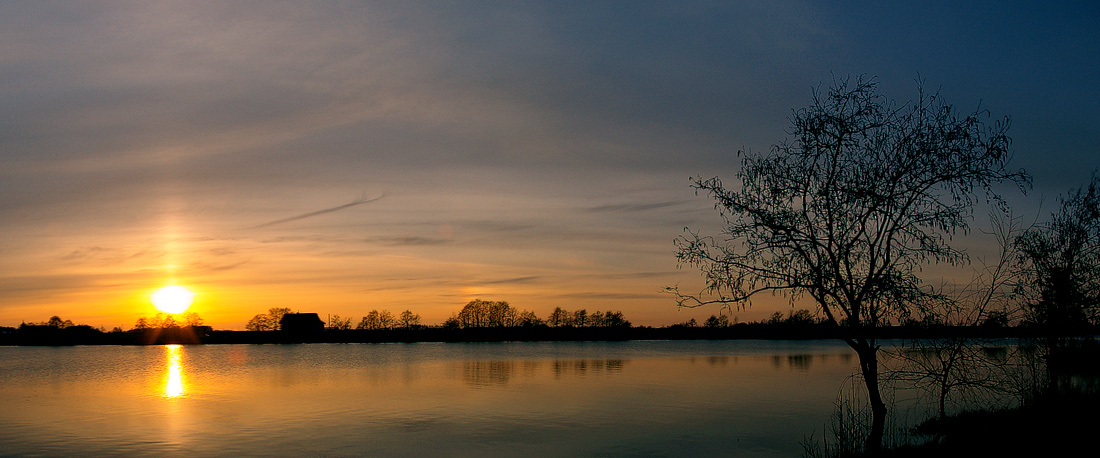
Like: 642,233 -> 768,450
399,309 -> 422,329
45,316 -> 73,328
327,314 -> 352,330
356,310 -> 397,330
183,312 -> 204,327
160,315 -> 179,329
517,310 -> 542,327
588,311 -> 606,327
1015,174 -> 1100,331
704,314 -> 731,328
379,310 -> 396,329
269,308 -> 292,327
572,309 -> 588,327
246,307 -> 292,331
674,318 -> 698,327
358,310 -> 382,330
457,299 -> 489,328
602,311 -> 631,328
457,299 -> 517,328
786,309 -> 819,326
486,300 -> 518,327
671,77 -> 1027,452
981,310 -> 1009,328
442,315 -> 461,330
766,312 -> 785,325
891,213 -> 1022,420
547,307 -> 569,327
245,314 -> 273,331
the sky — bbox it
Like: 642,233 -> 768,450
2,1 -> 1098,329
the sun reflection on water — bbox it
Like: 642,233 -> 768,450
163,344 -> 185,398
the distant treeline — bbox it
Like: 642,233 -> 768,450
443,300 -> 631,329
243,300 -> 632,332
2,315 -> 212,345
3,308 -> 1092,346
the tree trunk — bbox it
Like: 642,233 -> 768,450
852,340 -> 887,453
938,379 -> 948,421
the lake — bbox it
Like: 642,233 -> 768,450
1,340 -> 866,457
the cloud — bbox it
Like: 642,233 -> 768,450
61,247 -> 106,261
60,246 -> 166,265
0,273 -> 135,300
482,276 -> 542,285
246,194 -> 386,229
368,236 -> 453,247
575,272 -> 672,280
583,201 -> 685,213
188,261 -> 249,273
551,291 -> 666,301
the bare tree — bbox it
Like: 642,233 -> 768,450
357,309 -> 399,330
45,316 -> 73,328
399,309 -> 421,329
327,314 -> 352,330
457,300 -> 490,328
572,309 -> 588,327
486,301 -> 517,327
704,314 -> 731,328
602,311 -> 630,328
671,77 -> 1027,451
517,310 -> 542,327
589,311 -> 606,327
160,315 -> 179,329
1014,175 -> 1100,396
246,314 -> 274,331
357,310 -> 381,330
183,312 -> 204,327
246,307 -> 292,331
1015,173 -> 1100,331
547,307 -> 570,327
379,310 -> 396,329
890,212 -> 1022,421
457,300 -> 517,328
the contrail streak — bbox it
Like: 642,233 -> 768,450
246,193 -> 386,229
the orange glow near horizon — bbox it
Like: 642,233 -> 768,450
0,217 -> 804,330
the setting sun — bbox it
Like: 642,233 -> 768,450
151,286 -> 194,315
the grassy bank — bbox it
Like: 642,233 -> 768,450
877,390 -> 1098,457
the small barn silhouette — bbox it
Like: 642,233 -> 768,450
280,313 -> 325,333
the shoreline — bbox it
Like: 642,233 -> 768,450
2,324 -> 1093,346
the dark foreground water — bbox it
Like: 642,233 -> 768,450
0,340 -> 863,457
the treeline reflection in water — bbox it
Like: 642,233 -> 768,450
459,353 -> 859,388
462,359 -> 627,387
3,341 -> 865,458
155,345 -> 854,393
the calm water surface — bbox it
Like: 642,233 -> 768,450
1,340 -> 862,457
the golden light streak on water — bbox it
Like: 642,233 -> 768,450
164,344 -> 185,398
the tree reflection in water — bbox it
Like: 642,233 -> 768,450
461,359 -> 628,387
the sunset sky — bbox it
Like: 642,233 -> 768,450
2,1 -> 1098,329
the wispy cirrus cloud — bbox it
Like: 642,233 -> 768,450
368,236 -> 453,247
246,194 -> 386,229
583,201 -> 685,213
